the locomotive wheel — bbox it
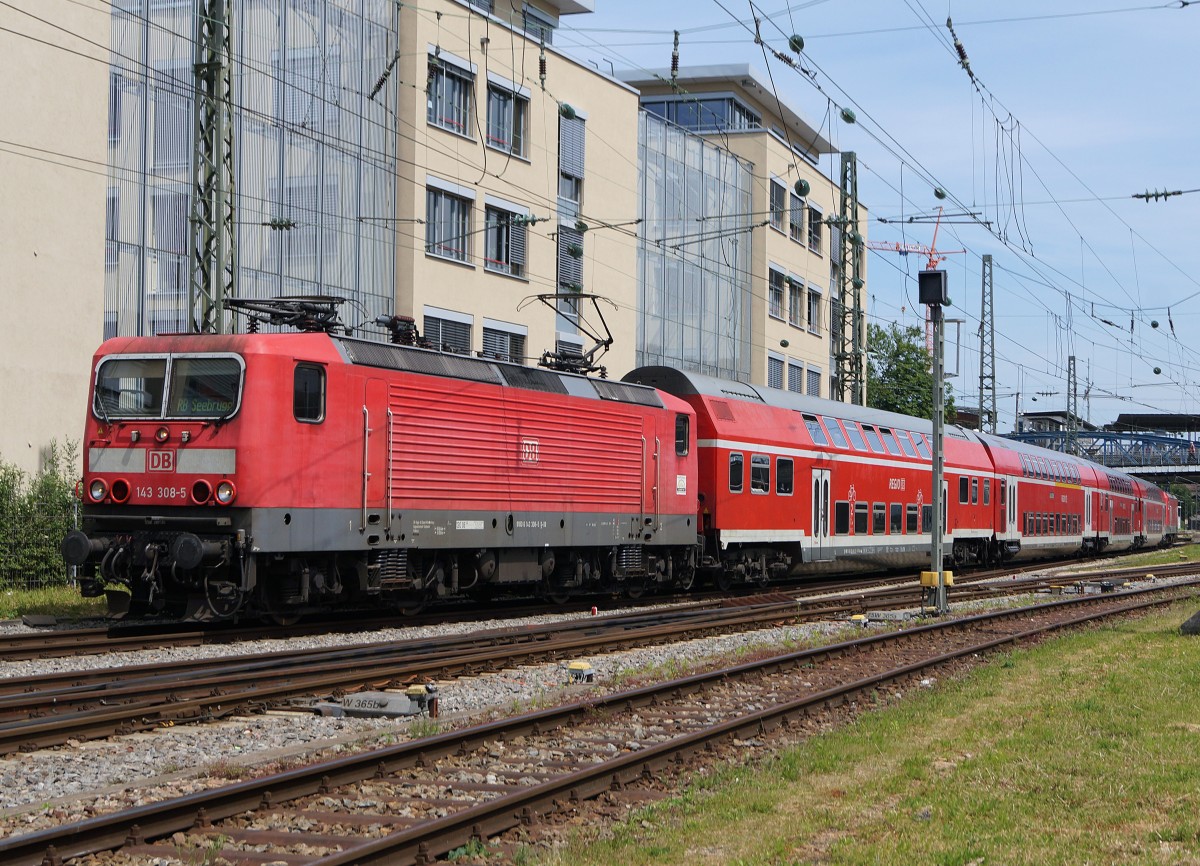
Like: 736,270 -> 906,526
543,577 -> 571,605
268,611 -> 302,626
714,570 -> 734,592
625,576 -> 646,599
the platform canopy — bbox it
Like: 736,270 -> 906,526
1107,414 -> 1200,434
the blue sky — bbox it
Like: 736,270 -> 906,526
556,1 -> 1200,430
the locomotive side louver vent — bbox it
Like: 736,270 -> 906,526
498,365 -> 569,395
592,379 -> 663,408
338,338 -> 501,385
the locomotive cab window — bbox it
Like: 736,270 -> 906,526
94,357 -> 166,418
728,452 -> 744,493
294,364 -> 326,423
750,454 -> 770,493
675,414 -> 690,455
94,353 -> 244,420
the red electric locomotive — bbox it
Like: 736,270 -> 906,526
62,310 -> 699,622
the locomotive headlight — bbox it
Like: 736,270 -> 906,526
215,480 -> 237,505
88,479 -> 108,502
155,426 -> 170,443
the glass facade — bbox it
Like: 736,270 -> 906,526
636,112 -> 752,380
106,0 -> 398,337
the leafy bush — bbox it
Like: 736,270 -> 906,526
0,441 -> 79,589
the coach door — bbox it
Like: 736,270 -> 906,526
1007,476 -> 1019,536
811,468 -> 831,561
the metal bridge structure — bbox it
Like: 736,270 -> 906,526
1007,431 -> 1200,483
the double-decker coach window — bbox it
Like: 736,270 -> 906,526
855,502 -> 869,533
169,357 -> 241,417
873,502 -> 886,533
880,428 -> 902,456
844,422 -> 868,452
959,476 -> 969,504
750,454 -> 770,493
822,417 -> 849,449
890,503 -> 903,533
802,414 -> 828,446
834,502 -> 850,535
95,357 -> 166,417
729,453 -> 744,493
294,364 -> 326,423
777,457 -> 794,495
675,415 -> 690,455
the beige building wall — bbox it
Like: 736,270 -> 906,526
628,65 -> 869,400
0,1 -> 108,472
395,0 -> 640,374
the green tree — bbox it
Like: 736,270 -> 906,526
1166,482 -> 1196,528
866,322 -> 956,420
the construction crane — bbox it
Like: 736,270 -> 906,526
865,207 -> 965,349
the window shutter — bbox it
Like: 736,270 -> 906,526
559,115 -> 586,178
557,226 -> 584,289
509,218 -> 527,266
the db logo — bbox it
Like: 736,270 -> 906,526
148,450 -> 176,472
520,438 -> 539,464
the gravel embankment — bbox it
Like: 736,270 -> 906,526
0,570 -> 1188,837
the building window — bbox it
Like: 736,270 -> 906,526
641,96 -> 760,133
788,278 -> 804,327
152,86 -> 189,171
768,268 -> 785,319
769,180 -> 786,232
427,57 -> 473,136
484,206 -> 526,277
789,192 -> 804,242
108,73 -> 122,143
424,314 -> 471,353
293,364 -> 325,423
557,225 -> 584,292
277,48 -> 341,132
807,203 -> 823,253
486,85 -> 528,156
807,366 -> 821,397
559,114 -> 586,218
426,187 -> 471,262
767,355 -> 784,389
787,360 -> 803,393
482,325 -> 525,363
465,0 -> 494,11
523,6 -> 556,43
105,188 -> 120,270
807,289 -> 822,334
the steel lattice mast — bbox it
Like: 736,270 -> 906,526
1067,355 -> 1078,454
978,254 -> 995,433
832,151 -> 865,404
189,0 -> 237,334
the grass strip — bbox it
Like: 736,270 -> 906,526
545,600 -> 1200,866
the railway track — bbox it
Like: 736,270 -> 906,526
2,581 -> 1192,866
0,573 -> 1099,742
0,551 -> 1167,662
0,565 -> 1186,756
